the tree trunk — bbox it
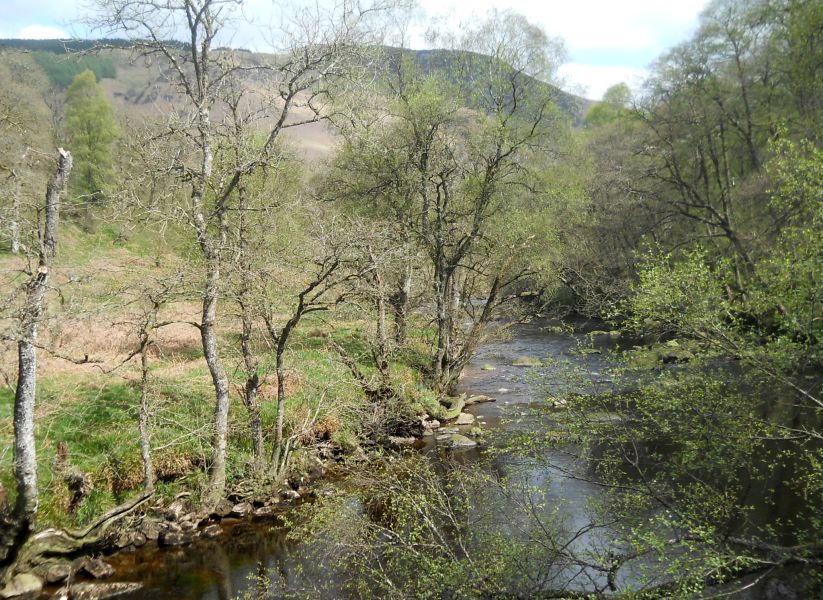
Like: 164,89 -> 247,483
375,291 -> 391,382
390,262 -> 412,345
138,310 -> 155,492
10,169 -> 20,254
1,149 -> 71,569
190,100 -> 231,508
434,269 -> 453,397
368,254 -> 391,384
266,291 -> 313,477
202,260 -> 231,508
271,350 -> 287,475
237,184 -> 264,472
240,309 -> 263,471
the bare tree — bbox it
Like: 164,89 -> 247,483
130,278 -> 182,491
237,208 -> 356,477
263,245 -> 348,476
0,148 -> 72,569
90,0 -> 395,505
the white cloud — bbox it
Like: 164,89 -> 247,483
538,0 -> 709,53
18,25 -> 70,39
557,63 -> 647,100
415,0 -> 710,58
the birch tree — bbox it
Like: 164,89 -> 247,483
90,0 -> 393,505
330,12 -> 570,395
0,149 -> 72,568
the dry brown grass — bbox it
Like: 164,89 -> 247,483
99,50 -> 338,162
0,299 -> 204,381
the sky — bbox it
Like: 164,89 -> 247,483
0,0 -> 711,100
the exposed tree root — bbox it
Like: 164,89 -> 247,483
1,491 -> 153,582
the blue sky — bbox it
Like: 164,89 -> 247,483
0,0 -> 710,100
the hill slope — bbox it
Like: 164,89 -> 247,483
1,39 -> 590,160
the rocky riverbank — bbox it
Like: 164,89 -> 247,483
1,391 -> 499,600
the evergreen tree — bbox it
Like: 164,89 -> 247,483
65,69 -> 118,213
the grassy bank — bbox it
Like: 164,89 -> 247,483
0,223 -> 442,530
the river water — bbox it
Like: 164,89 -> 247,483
99,319 -> 630,598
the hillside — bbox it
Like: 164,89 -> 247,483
0,39 -> 589,160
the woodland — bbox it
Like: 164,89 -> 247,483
0,0 -> 821,598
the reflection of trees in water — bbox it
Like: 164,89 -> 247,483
285,455 -> 625,598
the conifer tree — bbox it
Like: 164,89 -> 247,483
65,69 -> 118,215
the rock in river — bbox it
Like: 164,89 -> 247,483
159,531 -> 192,547
211,498 -> 234,519
0,573 -> 42,599
512,355 -> 542,367
201,524 -> 223,539
44,563 -> 72,584
455,412 -> 476,425
69,582 -> 143,600
82,558 -> 115,579
464,394 -> 495,406
449,434 -> 478,448
230,502 -> 253,518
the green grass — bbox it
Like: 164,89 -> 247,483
1,221 -> 439,529
0,387 -> 12,422
1,310 -> 435,528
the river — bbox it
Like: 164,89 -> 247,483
92,318 -> 631,599
91,321 -> 812,600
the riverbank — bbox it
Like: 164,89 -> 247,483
35,318 -> 608,599
9,311 -> 814,600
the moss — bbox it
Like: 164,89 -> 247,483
442,396 -> 466,420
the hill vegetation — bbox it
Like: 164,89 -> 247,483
31,52 -> 117,87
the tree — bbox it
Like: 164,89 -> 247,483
291,455 -> 613,599
0,149 -> 72,569
485,2 -> 823,593
544,126 -> 823,600
90,0 -> 393,505
776,0 -> 823,137
330,13 -> 570,396
230,174 -> 356,475
0,52 -> 54,254
65,69 -> 118,219
584,82 -> 631,127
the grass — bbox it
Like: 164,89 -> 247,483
1,217 -> 441,530
1,311 -> 435,527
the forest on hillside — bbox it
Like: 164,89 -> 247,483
0,0 -> 820,598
